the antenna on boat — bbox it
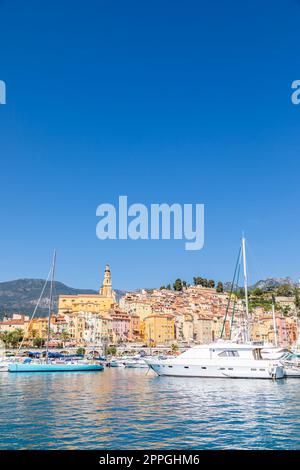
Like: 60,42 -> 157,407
46,249 -> 57,362
241,234 -> 250,342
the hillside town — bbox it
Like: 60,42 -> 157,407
0,265 -> 299,351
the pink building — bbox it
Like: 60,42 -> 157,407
276,317 -> 288,347
111,310 -> 131,341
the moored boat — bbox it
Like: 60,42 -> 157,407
124,357 -> 148,368
283,362 -> 300,378
261,347 -> 300,378
10,251 -> 105,374
145,341 -> 284,379
9,362 -> 104,372
107,359 -> 125,367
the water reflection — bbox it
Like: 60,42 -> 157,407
0,369 -> 299,449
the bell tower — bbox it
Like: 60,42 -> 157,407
100,264 -> 113,298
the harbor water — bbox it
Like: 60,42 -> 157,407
0,368 -> 299,449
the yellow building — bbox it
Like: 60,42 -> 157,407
119,296 -> 153,321
144,314 -> 175,346
64,313 -> 86,344
0,314 -> 30,336
58,264 -> 116,317
28,318 -> 48,339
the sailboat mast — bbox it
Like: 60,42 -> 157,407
272,295 -> 278,347
46,249 -> 57,361
241,236 -> 250,342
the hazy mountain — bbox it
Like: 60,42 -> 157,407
224,277 -> 297,292
0,279 -> 125,319
251,277 -> 296,291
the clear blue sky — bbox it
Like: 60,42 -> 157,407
0,0 -> 300,290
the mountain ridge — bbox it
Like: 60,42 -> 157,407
0,278 -> 125,319
224,276 -> 298,292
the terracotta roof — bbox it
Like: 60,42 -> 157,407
0,319 -> 27,325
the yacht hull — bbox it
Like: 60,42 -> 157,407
108,362 -> 125,367
284,366 -> 300,378
125,363 -> 148,369
8,363 -> 104,372
147,361 -> 284,379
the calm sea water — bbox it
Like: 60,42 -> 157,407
0,369 -> 299,449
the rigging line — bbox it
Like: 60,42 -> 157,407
18,269 -> 52,351
220,245 -> 242,339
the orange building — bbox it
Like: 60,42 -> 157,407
144,314 -> 175,346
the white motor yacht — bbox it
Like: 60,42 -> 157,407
124,357 -> 148,368
261,347 -> 300,378
108,358 -> 125,367
145,341 -> 284,379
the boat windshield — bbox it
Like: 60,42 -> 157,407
218,350 -> 239,357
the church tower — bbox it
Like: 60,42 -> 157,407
100,264 -> 114,299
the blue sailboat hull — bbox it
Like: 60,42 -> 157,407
9,363 -> 104,372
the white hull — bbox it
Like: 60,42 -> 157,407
284,365 -> 300,378
147,360 -> 283,379
0,364 -> 9,372
124,362 -> 148,369
145,341 -> 285,380
262,347 -> 300,378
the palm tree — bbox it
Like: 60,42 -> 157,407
10,328 -> 24,348
33,337 -> 45,348
0,331 -> 11,347
60,331 -> 70,348
0,329 -> 23,348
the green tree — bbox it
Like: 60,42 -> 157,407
76,347 -> 85,356
216,281 -> 224,293
33,337 -> 45,348
173,279 -> 183,292
9,329 -> 24,348
252,288 -> 263,297
166,284 -> 171,290
171,343 -> 179,352
59,331 -> 70,348
195,277 -> 209,287
236,287 -> 245,298
193,277 -> 203,286
106,346 -> 117,356
277,284 -> 294,297
0,331 -> 11,347
0,329 -> 24,348
282,306 -> 291,317
295,289 -> 300,309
